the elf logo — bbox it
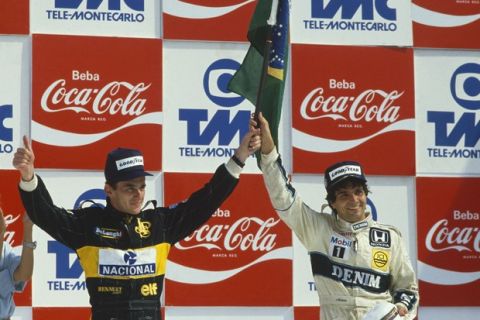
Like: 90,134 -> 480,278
312,0 -> 396,21
427,63 -> 480,148
179,59 -> 250,146
55,0 -> 144,11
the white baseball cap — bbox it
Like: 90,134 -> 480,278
362,301 -> 401,320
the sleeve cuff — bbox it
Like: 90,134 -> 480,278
261,148 -> 279,166
19,174 -> 38,192
225,158 -> 243,179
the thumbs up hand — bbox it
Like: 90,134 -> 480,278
12,135 -> 36,182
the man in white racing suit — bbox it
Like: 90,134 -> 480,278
256,113 -> 419,320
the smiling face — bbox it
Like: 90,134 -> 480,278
104,176 -> 146,215
330,180 -> 368,223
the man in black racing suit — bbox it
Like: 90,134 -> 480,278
12,126 -> 260,320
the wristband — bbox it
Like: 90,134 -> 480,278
23,241 -> 37,249
231,155 -> 245,168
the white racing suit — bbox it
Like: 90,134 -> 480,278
261,150 -> 419,320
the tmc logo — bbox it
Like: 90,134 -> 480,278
48,241 -> 83,278
427,63 -> 480,148
47,188 -> 107,279
367,198 -> 378,221
0,104 -> 13,142
312,0 -> 396,20
179,59 -> 250,146
74,188 -> 107,209
55,0 -> 144,11
450,63 -> 480,111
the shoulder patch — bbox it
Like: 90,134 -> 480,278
375,222 -> 403,237
369,227 -> 391,248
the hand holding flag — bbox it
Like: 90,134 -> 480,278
228,0 -> 290,167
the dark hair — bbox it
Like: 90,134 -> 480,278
105,180 -> 119,189
326,178 -> 370,211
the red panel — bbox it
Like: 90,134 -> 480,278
0,0 -> 29,35
291,44 -> 415,175
163,0 -> 255,41
164,173 -> 292,306
416,177 -> 480,306
294,306 -> 320,320
33,307 -> 91,320
413,0 -> 480,49
31,34 -> 162,171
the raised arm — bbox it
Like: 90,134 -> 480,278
12,135 -> 35,182
233,116 -> 262,163
257,112 -> 275,155
224,116 -> 261,177
13,214 -> 34,282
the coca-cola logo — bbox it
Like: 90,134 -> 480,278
425,210 -> 480,253
2,213 -> 21,246
300,83 -> 403,123
175,217 -> 280,252
40,70 -> 151,117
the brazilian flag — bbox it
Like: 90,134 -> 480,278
228,0 -> 290,165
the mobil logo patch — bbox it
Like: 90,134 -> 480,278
291,44 -> 414,175
427,63 -> 480,155
178,58 -> 250,159
329,234 -> 353,260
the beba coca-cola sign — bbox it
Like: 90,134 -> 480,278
41,77 -> 151,117
164,173 -> 292,306
291,44 -> 415,175
417,177 -> 480,306
300,87 -> 403,124
31,34 -> 162,171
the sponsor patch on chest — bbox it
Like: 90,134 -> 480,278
371,248 -> 391,272
95,227 -> 123,239
329,234 -> 353,259
98,247 -> 157,277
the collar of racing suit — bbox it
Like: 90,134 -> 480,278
104,199 -> 138,225
334,211 -> 374,235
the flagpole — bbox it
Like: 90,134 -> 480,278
254,0 -> 279,122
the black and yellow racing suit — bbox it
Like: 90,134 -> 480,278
18,161 -> 242,320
